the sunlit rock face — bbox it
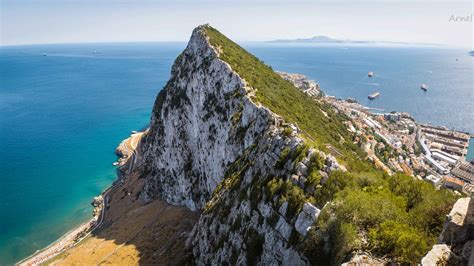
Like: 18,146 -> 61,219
136,25 -> 344,264
139,26 -> 271,211
422,197 -> 474,265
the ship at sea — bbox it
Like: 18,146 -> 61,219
421,84 -> 428,91
368,92 -> 380,99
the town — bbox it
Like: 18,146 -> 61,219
280,72 -> 474,195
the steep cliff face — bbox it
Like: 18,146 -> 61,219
140,26 -> 272,210
137,25 -> 346,264
135,24 -> 456,265
187,127 -> 346,265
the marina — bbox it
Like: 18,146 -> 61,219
324,89 -> 473,194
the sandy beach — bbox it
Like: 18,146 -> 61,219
17,132 -> 144,266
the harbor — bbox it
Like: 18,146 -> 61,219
283,72 -> 474,195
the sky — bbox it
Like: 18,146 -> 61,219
0,0 -> 472,48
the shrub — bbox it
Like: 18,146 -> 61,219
282,127 -> 293,137
369,221 -> 429,264
313,171 -> 354,205
276,147 -> 291,169
305,170 -> 322,188
308,151 -> 325,171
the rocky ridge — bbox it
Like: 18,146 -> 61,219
135,25 -> 346,264
127,24 -> 462,265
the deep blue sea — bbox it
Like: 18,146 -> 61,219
0,42 -> 472,264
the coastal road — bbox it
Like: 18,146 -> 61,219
118,132 -> 143,174
91,132 -> 144,232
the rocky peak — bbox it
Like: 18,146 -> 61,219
139,24 -> 274,211
134,24 -> 347,264
131,25 -> 454,265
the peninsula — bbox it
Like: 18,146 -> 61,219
20,25 -> 473,265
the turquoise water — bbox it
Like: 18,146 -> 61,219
0,42 -> 472,265
0,43 -> 184,264
467,138 -> 474,161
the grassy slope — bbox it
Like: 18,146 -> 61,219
203,25 -> 457,264
204,26 -> 373,175
204,27 -> 359,156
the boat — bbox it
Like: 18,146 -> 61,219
368,92 -> 380,99
421,84 -> 428,91
42,53 -> 47,56
368,71 -> 374,77
131,130 -> 138,134
112,162 -> 119,166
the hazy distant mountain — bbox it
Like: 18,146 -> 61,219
269,35 -> 351,43
268,35 -> 439,46
469,51 -> 474,56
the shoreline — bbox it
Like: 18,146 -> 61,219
16,219 -> 97,266
17,76 -> 471,264
17,132 -> 144,266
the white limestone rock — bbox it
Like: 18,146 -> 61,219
275,217 -> 292,241
439,197 -> 473,245
137,25 -> 342,265
139,25 -> 271,211
325,154 -> 347,173
279,201 -> 288,217
421,244 -> 459,265
295,202 -> 321,236
296,162 -> 309,176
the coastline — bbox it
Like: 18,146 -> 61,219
17,77 -> 472,264
17,132 -> 144,266
16,220 -> 95,266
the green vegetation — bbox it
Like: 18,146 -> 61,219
300,172 -> 457,265
265,177 -> 308,219
282,127 -> 293,137
369,221 -> 428,263
201,25 -> 458,264
204,26 -> 361,163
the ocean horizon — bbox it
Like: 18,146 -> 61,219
1,42 -> 473,265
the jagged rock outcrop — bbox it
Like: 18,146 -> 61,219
136,25 -> 346,264
439,197 -> 474,245
139,25 -> 271,211
130,23 -> 461,265
91,195 -> 103,219
422,197 -> 474,265
295,202 -> 321,236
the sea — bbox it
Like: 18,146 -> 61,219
0,42 -> 472,265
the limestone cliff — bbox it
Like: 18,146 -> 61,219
132,24 -> 456,265
135,25 -> 347,264
139,26 -> 272,211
